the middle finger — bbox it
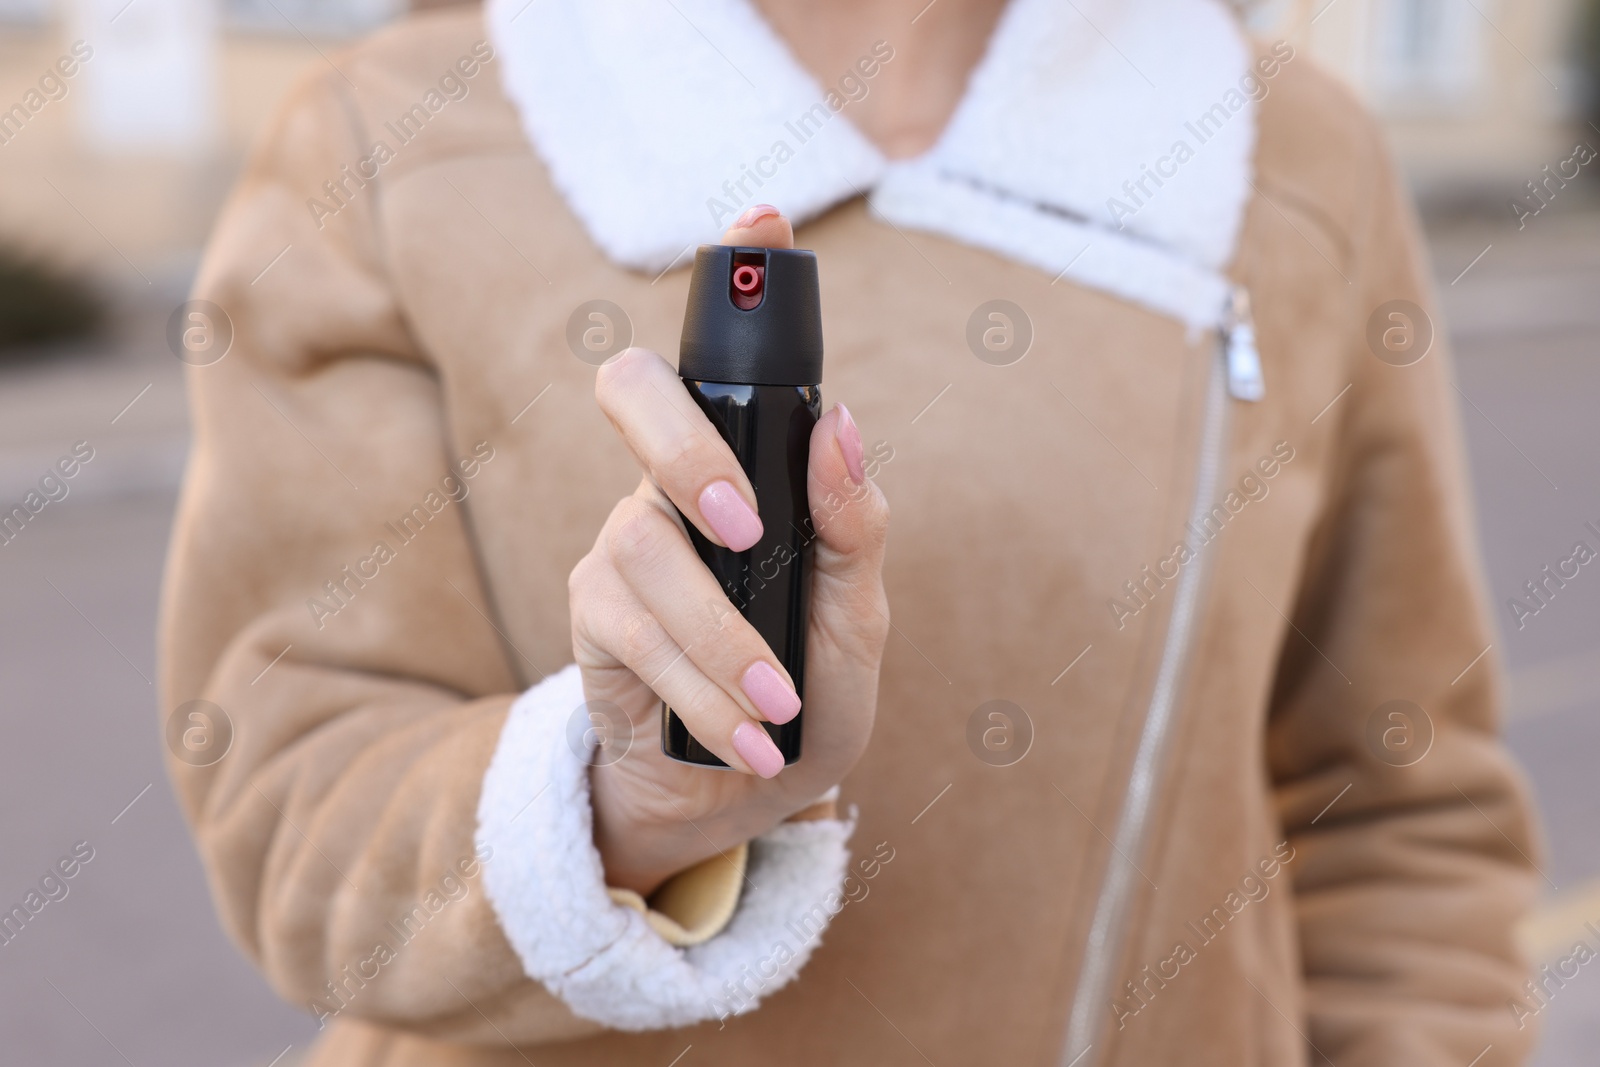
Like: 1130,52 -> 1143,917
604,491 -> 803,730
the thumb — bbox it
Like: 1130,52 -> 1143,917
804,402 -> 891,669
807,403 -> 889,587
721,204 -> 794,248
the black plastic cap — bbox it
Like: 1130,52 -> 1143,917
678,246 -> 823,387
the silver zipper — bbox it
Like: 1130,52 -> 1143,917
1224,287 -> 1264,401
1059,321 -> 1239,1066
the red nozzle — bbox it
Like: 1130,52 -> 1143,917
731,263 -> 765,309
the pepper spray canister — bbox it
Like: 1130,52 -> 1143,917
662,245 -> 823,767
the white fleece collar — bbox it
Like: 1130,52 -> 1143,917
488,0 -> 1256,331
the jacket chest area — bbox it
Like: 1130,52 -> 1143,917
386,182 -> 1296,727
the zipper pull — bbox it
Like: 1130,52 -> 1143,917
1223,286 -> 1264,402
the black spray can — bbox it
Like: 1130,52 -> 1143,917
662,245 -> 823,767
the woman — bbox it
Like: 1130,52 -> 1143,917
161,0 -> 1540,1063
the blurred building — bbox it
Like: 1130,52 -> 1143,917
0,0 -> 1587,295
0,0 -> 404,294
1252,0 -> 1588,199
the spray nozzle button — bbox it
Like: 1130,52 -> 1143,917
730,260 -> 765,310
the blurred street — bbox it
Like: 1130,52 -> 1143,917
0,194 -> 1595,1066
1435,202 -> 1600,1066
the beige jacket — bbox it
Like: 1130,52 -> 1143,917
160,4 -> 1540,1065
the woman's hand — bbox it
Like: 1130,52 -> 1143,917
570,207 -> 890,897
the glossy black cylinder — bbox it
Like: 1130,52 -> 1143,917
663,382 -> 819,766
663,244 -> 823,767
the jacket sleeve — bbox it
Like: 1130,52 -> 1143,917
1265,124 -> 1542,1065
159,68 -> 850,1047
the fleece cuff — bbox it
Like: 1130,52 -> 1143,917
475,664 -> 854,1029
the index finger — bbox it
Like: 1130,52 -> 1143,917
595,348 -> 763,550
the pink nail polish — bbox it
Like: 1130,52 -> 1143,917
836,403 -> 866,485
698,480 -> 763,551
741,661 -> 801,725
732,203 -> 780,229
732,721 -> 785,778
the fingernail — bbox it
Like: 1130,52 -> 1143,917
836,403 -> 866,485
741,661 -> 802,725
699,480 -> 763,551
732,203 -> 780,229
732,721 -> 785,778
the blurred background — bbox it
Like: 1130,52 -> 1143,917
0,0 -> 1596,1064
